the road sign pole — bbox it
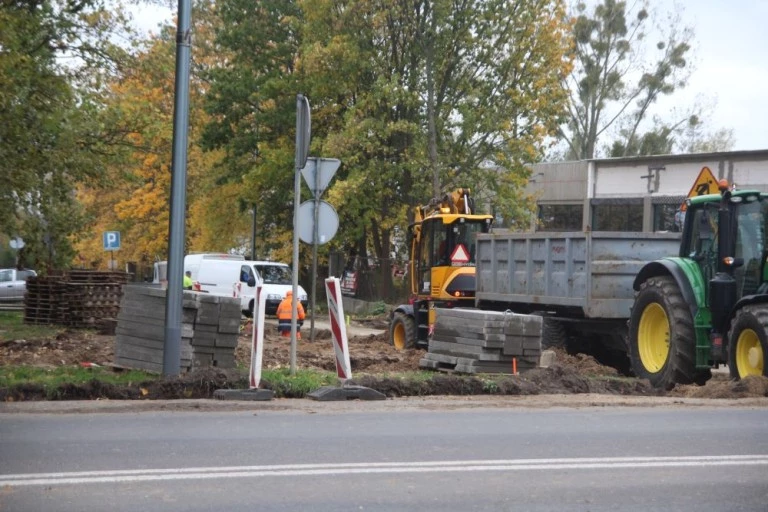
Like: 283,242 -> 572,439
291,94 -> 310,375
310,181 -> 320,342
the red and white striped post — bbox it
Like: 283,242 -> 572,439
249,284 -> 266,389
324,277 -> 352,380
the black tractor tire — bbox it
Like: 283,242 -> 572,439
628,276 -> 700,389
728,305 -> 768,379
390,312 -> 417,350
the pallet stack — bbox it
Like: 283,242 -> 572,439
419,308 -> 543,374
114,285 -> 241,373
23,276 -> 67,324
65,271 -> 129,328
23,270 -> 130,327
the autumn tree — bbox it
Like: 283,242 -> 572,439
200,0 -> 304,263
302,0 -> 572,274
0,0 -> 134,270
561,0 -> 694,159
199,0 -> 570,299
75,0 -> 228,271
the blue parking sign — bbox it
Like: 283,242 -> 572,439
103,231 -> 121,251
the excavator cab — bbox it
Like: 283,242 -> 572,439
411,215 -> 490,299
390,188 -> 493,350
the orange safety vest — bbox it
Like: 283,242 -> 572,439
277,297 -> 305,320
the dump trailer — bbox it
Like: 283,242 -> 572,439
473,231 -> 682,372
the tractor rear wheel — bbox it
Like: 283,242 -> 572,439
628,276 -> 699,389
390,312 -> 417,350
728,305 -> 768,379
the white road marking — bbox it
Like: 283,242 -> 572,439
2,455 -> 767,487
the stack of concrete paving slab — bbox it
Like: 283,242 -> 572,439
114,285 -> 241,373
419,308 -> 542,374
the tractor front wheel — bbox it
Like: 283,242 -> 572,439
728,305 -> 768,379
390,312 -> 417,350
628,276 -> 700,389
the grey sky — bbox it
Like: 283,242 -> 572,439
676,0 -> 767,150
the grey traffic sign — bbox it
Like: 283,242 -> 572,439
298,200 -> 339,245
301,158 -> 340,198
296,96 -> 311,170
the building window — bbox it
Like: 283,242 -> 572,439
592,201 -> 643,231
538,204 -> 583,231
653,200 -> 686,232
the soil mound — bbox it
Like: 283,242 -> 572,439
1,322 -> 765,401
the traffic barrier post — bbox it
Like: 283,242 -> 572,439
306,278 -> 385,401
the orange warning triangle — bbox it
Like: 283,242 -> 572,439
450,244 -> 470,264
680,166 -> 718,211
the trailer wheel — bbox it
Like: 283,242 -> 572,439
728,305 -> 768,379
628,276 -> 699,389
390,312 -> 416,350
540,317 -> 567,350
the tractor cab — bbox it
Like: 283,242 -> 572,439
681,186 -> 768,301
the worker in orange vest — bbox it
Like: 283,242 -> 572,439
276,290 -> 305,339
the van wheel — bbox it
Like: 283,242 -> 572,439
245,300 -> 254,318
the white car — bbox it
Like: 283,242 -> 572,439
0,268 -> 37,301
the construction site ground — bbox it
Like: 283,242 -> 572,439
1,315 -> 767,405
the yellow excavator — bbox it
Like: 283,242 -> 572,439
389,188 -> 494,349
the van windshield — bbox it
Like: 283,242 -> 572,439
254,265 -> 292,285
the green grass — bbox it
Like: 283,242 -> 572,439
0,311 -> 64,342
0,364 -> 343,399
0,366 -> 155,389
261,367 -> 339,397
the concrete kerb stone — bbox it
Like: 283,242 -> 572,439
213,388 -> 275,401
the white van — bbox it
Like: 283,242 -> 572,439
192,255 -> 307,316
153,254 -> 308,316
152,253 -> 241,288
236,261 -> 308,316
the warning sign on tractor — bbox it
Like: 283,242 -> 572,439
680,166 -> 718,211
450,244 -> 470,265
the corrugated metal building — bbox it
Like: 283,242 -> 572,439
526,149 -> 768,233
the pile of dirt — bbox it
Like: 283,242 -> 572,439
1,322 -> 766,401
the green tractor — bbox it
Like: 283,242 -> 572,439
629,181 -> 767,389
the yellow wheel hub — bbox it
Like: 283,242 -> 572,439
638,303 -> 670,373
392,323 -> 406,350
735,328 -> 764,378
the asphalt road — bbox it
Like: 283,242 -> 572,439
1,402 -> 767,511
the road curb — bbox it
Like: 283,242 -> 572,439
2,394 -> 767,414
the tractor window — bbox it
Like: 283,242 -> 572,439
734,200 -> 765,296
688,205 -> 719,283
